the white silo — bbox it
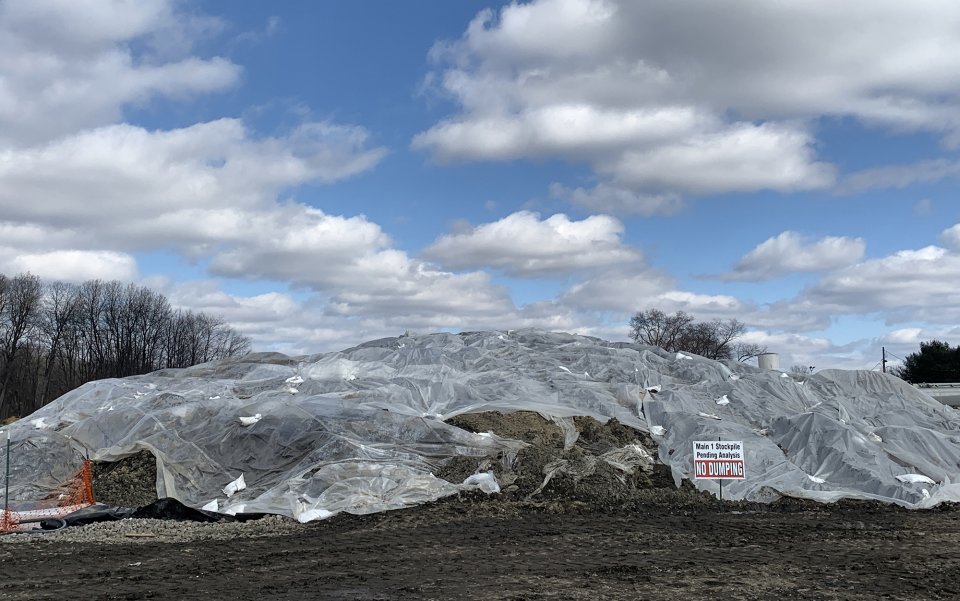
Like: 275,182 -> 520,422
757,352 -> 780,371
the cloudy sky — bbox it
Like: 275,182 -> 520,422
2,0 -> 960,371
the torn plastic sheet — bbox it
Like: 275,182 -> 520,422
1,329 -> 959,522
223,474 -> 246,497
462,472 -> 500,494
238,414 -> 262,427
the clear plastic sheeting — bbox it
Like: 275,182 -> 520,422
2,329 -> 960,520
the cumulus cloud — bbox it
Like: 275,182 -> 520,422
885,328 -> 924,345
558,264 -> 832,333
603,124 -> 834,195
737,330 -> 836,368
1,250 -> 137,282
940,224 -> 960,250
838,159 -> 960,195
416,0 -> 960,211
192,206 -> 517,320
0,120 -> 385,228
560,269 -> 674,313
559,266 -> 739,320
0,0 -> 387,265
549,183 -> 683,216
720,232 -> 866,281
422,211 -> 641,277
798,245 -> 960,324
157,279 -> 603,354
6,0 -> 957,368
0,0 -> 240,146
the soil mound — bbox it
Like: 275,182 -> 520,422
86,413 -> 696,514
91,450 -> 159,508
441,411 -> 687,507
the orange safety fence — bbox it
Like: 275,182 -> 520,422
1,459 -> 96,534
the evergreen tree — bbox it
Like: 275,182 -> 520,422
898,340 -> 960,383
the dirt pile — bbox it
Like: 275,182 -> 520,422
441,411 -> 688,506
91,450 -> 159,508
85,412 -> 705,514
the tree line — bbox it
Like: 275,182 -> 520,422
0,273 -> 251,420
629,309 -> 765,361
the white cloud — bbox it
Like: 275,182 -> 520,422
417,0 -> 960,210
0,0 -> 592,352
886,328 -> 923,345
0,120 -> 386,254
413,104 -> 711,162
561,269 -> 673,312
0,119 -> 384,223
940,224 -> 960,250
604,124 -> 834,195
0,0 -> 240,146
560,267 -> 745,319
549,183 -> 683,216
559,264 -> 832,333
5,0 -> 958,371
800,245 -> 960,324
721,231 -> 866,281
2,249 -> 137,282
158,280 -> 389,354
737,330 -> 836,369
838,159 -> 960,194
422,211 -> 641,277
157,280 -> 603,355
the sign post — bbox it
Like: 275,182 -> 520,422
693,440 -> 745,502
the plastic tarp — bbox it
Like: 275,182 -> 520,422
2,329 -> 960,521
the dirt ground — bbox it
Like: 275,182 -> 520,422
1,497 -> 959,600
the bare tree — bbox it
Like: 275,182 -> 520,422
629,309 -> 695,351
0,273 -> 42,414
629,309 -> 755,361
734,342 -> 767,363
789,364 -> 814,374
0,272 -> 252,420
34,281 -> 81,405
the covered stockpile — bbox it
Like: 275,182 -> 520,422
2,329 -> 959,524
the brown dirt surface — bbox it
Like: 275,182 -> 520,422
91,450 -> 160,508
1,497 -> 959,600
440,411 -> 679,505
447,410 -> 566,448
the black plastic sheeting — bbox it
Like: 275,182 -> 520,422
62,498 -> 265,527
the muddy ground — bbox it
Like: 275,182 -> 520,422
1,497 -> 959,600
3,412 -> 959,599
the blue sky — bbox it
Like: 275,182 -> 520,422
2,0 -> 960,371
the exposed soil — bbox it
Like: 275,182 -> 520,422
1,497 -> 959,600
441,411 -> 683,504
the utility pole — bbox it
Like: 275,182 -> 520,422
882,347 -> 887,374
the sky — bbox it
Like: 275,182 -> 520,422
2,0 -> 960,371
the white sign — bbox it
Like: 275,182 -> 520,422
693,440 -> 745,480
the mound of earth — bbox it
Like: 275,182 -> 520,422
440,411 -> 693,507
91,450 -> 159,508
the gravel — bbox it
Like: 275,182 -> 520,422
0,515 -> 305,545
91,450 -> 159,508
